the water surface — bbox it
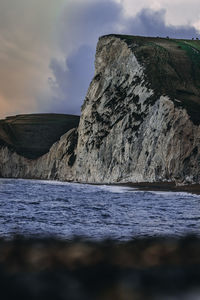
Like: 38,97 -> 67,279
0,179 -> 200,240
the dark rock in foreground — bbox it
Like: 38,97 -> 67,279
1,236 -> 200,299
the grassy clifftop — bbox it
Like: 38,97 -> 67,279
0,114 -> 80,159
103,34 -> 200,125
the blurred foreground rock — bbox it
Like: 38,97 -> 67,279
0,236 -> 200,299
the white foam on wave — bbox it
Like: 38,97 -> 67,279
19,179 -> 73,186
1,179 -> 134,193
27,180 -> 136,194
150,191 -> 200,198
16,179 -> 88,188
3,179 -> 200,198
95,185 -> 137,194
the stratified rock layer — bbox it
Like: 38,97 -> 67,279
1,35 -> 200,184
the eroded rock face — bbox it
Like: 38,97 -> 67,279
74,36 -> 200,184
1,35 -> 200,184
0,129 -> 77,181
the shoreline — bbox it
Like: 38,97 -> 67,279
2,177 -> 200,195
118,181 -> 200,195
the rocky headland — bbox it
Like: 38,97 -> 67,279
1,34 -> 200,185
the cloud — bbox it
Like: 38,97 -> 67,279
124,8 -> 198,38
48,0 -> 123,115
49,45 -> 95,114
49,0 -> 199,115
0,0 -> 65,118
57,0 -> 122,54
0,0 -> 199,118
120,0 -> 200,27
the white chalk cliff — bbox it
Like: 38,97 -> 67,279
1,35 -> 200,184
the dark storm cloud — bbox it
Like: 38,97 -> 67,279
49,1 -> 199,115
124,8 -> 198,39
48,0 -> 122,115
49,45 -> 95,114
57,0 -> 122,52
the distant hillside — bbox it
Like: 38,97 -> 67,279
0,114 -> 80,159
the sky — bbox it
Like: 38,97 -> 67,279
0,0 -> 200,118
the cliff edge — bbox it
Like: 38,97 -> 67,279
1,35 -> 200,185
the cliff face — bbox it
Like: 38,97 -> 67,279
1,35 -> 200,184
0,114 -> 80,159
0,128 -> 77,180
74,35 -> 200,184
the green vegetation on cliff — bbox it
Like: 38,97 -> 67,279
103,34 -> 200,125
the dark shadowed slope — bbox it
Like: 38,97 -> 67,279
0,114 -> 80,159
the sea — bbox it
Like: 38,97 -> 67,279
0,178 -> 200,240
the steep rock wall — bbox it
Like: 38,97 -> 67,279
1,35 -> 200,184
0,129 -> 77,181
74,36 -> 200,184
